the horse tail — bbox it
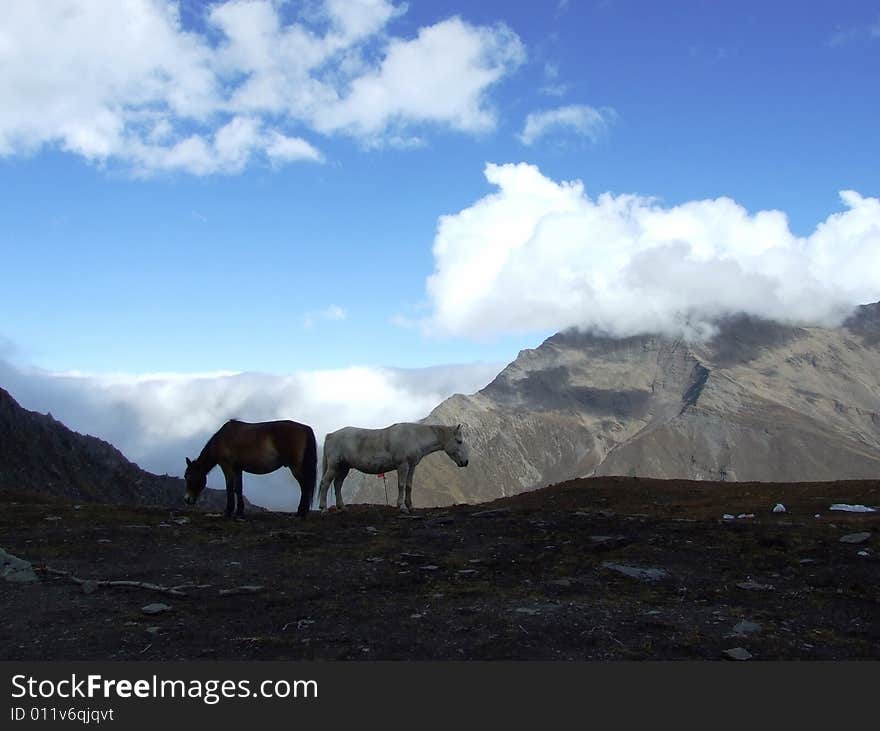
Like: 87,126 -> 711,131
298,426 -> 318,518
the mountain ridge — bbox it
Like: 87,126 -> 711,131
351,303 -> 880,506
0,386 -> 234,510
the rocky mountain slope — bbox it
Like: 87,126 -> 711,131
0,386 -> 231,510
351,304 -> 880,507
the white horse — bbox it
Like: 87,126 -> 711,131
318,423 -> 469,513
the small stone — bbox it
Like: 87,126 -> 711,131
736,580 -> 775,591
419,565 -> 440,571
601,562 -> 669,582
731,620 -> 762,637
723,647 -> 752,661
722,514 -> 735,520
45,515 -> 62,521
218,585 -> 264,596
146,626 -> 160,635
172,517 -> 190,525
141,603 -> 172,615
399,552 -> 426,563
1,548 -> 39,584
839,532 -> 871,544
829,504 -> 876,513
772,504 -> 786,514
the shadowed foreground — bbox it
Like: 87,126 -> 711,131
1,477 -> 878,660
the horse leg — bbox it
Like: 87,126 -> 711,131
234,469 -> 244,518
221,465 -> 235,518
290,466 -> 311,518
405,462 -> 415,511
396,463 -> 410,513
318,463 -> 336,512
333,468 -> 349,511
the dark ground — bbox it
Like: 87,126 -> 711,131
1,476 -> 878,660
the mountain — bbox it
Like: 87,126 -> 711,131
350,304 -> 880,507
0,386 -> 232,510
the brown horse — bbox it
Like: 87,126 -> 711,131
184,419 -> 317,518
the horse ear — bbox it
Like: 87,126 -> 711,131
456,423 -> 463,433
186,457 -> 192,466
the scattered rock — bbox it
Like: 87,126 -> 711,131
736,580 -> 775,591
172,517 -> 190,525
829,504 -> 876,513
218,585 -> 264,596
730,620 -> 762,637
419,565 -> 440,571
722,514 -> 735,520
772,504 -> 786,514
839,532 -> 871,544
588,535 -> 627,548
399,552 -> 426,563
45,515 -> 62,521
723,647 -> 753,661
601,562 -> 669,582
0,547 -> 39,583
141,603 -> 172,615
457,569 -> 478,575
146,626 -> 160,635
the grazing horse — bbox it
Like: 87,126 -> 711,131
319,423 -> 469,513
184,419 -> 317,518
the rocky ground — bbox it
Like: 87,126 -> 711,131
1,476 -> 878,660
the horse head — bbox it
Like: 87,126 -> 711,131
183,457 -> 207,505
443,423 -> 469,468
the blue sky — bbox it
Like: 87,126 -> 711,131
2,0 -> 878,377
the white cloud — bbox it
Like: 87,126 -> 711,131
424,162 -> 880,339
311,17 -> 525,141
0,357 -> 500,510
0,1 -> 524,174
519,105 -> 615,145
303,304 -> 347,329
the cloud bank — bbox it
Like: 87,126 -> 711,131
425,162 -> 880,339
0,358 -> 499,509
0,0 -> 525,174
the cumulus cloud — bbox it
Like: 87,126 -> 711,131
424,162 -> 880,339
0,1 -> 524,174
0,357 -> 500,510
519,105 -> 615,145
